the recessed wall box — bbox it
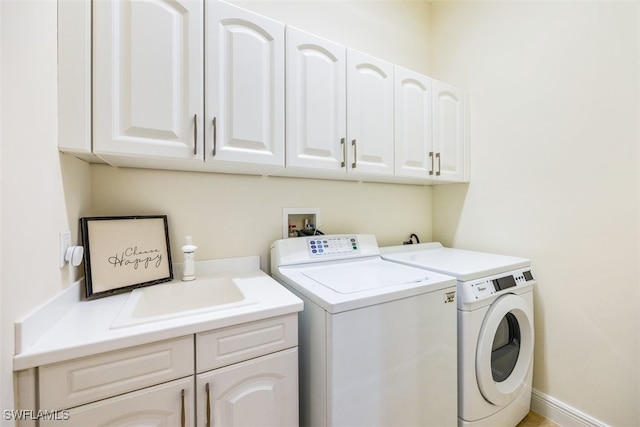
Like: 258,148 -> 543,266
282,208 -> 321,239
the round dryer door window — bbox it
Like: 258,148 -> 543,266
492,312 -> 520,382
475,294 -> 534,407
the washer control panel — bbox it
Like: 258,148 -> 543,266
307,236 -> 360,257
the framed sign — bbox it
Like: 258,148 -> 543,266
80,215 -> 173,299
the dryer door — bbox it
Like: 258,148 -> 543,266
476,293 -> 533,406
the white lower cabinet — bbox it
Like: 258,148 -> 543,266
46,377 -> 194,427
195,314 -> 299,426
24,315 -> 298,427
196,348 -> 298,426
38,336 -> 194,411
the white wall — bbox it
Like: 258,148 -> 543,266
429,2 -> 640,426
0,0 -> 92,421
228,0 -> 431,73
90,0 -> 435,271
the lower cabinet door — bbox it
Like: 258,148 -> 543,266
46,377 -> 193,427
196,348 -> 298,427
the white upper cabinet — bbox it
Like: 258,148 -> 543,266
64,0 -> 469,184
58,0 -> 92,158
394,66 -> 433,181
93,0 -> 204,162
205,1 -> 285,171
346,49 -> 395,177
433,80 -> 469,182
286,27 -> 347,172
92,0 -> 285,174
284,30 -> 395,180
395,68 -> 469,183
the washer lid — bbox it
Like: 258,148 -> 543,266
274,257 -> 456,313
381,244 -> 530,281
303,262 -> 430,294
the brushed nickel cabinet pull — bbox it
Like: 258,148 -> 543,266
181,389 -> 186,427
429,151 -> 434,176
436,152 -> 441,176
351,139 -> 357,168
212,117 -> 217,157
193,114 -> 198,155
340,138 -> 346,168
206,382 -> 211,427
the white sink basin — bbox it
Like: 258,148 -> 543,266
111,277 -> 256,329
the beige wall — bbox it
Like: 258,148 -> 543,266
228,0 -> 431,73
1,0 -> 93,420
91,168 -> 432,272
430,2 -> 640,426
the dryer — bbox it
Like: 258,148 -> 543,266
271,235 -> 458,426
381,242 -> 536,427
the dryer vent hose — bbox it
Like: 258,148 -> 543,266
403,234 -> 420,245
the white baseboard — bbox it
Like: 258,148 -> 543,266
531,389 -> 610,427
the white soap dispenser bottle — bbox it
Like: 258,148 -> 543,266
181,235 -> 198,281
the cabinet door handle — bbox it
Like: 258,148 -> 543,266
351,139 -> 357,169
206,382 -> 212,427
436,152 -> 441,176
429,151 -> 434,176
193,114 -> 198,156
181,389 -> 186,427
340,138 -> 346,168
212,117 -> 217,157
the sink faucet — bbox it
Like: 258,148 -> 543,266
181,236 -> 197,281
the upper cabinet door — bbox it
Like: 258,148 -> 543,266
286,27 -> 346,171
205,1 -> 285,169
346,49 -> 394,176
93,0 -> 204,161
394,66 -> 433,179
433,80 -> 468,182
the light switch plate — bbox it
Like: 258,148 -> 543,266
59,230 -> 71,268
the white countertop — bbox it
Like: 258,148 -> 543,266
13,256 -> 303,371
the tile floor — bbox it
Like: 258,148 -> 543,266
517,411 -> 560,427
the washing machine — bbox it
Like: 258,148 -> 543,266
381,242 -> 536,427
271,234 -> 458,427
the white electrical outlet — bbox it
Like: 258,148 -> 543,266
59,230 -> 71,268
